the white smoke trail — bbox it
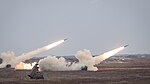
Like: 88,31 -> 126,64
0,39 -> 66,68
94,46 -> 125,65
39,46 -> 125,71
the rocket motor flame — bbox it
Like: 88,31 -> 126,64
45,40 -> 65,50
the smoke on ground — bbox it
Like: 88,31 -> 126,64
38,49 -> 99,71
39,47 -> 125,71
0,45 -> 124,71
0,51 -> 42,68
39,49 -> 93,71
0,51 -> 16,68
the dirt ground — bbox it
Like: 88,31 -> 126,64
0,55 -> 150,84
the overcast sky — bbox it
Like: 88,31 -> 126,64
0,0 -> 150,56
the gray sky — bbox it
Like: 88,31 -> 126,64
0,0 -> 150,56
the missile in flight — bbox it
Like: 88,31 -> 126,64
64,38 -> 68,41
124,45 -> 129,47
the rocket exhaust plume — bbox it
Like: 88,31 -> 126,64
94,46 -> 125,65
0,39 -> 67,68
14,39 -> 66,64
39,45 -> 128,71
46,39 -> 67,50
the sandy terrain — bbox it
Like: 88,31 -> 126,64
0,55 -> 150,84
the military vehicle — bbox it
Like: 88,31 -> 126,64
28,64 -> 44,79
81,66 -> 88,71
